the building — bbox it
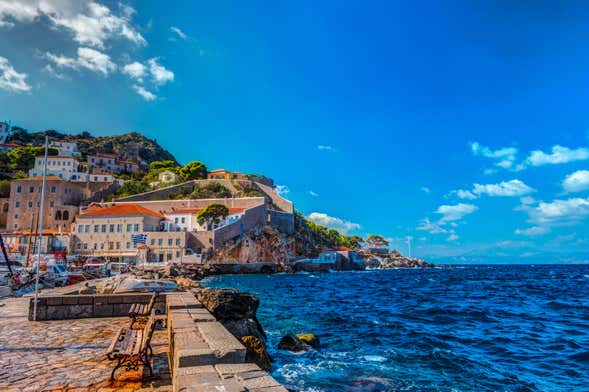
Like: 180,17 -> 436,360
49,141 -> 79,156
88,154 -> 138,175
0,142 -> 19,153
29,155 -> 114,183
207,169 -> 249,181
163,207 -> 245,232
0,121 -> 10,143
71,203 -> 186,262
7,176 -> 86,233
149,170 -> 179,188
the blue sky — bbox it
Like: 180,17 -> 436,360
1,1 -> 589,263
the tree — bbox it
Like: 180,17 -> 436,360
116,180 -> 149,197
197,203 -> 229,230
149,160 -> 178,172
179,161 -> 207,181
7,146 -> 58,173
342,235 -> 363,249
366,234 -> 389,248
190,182 -> 232,199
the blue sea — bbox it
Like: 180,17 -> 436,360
203,265 -> 589,392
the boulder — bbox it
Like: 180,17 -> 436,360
277,334 -> 311,352
296,333 -> 320,349
198,288 -> 260,321
241,335 -> 272,370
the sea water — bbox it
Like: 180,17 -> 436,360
203,265 -> 589,392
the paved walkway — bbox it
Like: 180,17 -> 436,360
0,297 -> 171,391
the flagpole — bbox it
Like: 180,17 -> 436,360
32,136 -> 49,321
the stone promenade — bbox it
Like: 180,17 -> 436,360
0,297 -> 172,391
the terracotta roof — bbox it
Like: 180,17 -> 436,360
80,203 -> 166,219
18,176 -> 64,182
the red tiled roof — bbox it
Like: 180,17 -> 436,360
80,203 -> 166,219
18,176 -> 64,182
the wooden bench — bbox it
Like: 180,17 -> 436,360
107,309 -> 157,381
128,291 -> 158,328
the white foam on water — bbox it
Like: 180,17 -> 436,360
363,355 -> 387,362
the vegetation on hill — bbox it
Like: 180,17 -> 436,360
197,203 -> 230,230
8,127 -> 177,165
0,146 -> 59,179
295,212 -> 364,250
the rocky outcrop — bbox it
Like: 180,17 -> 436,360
198,288 -> 271,369
376,255 -> 434,269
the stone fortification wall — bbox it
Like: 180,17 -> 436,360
254,182 -> 294,213
268,209 -> 295,234
114,179 -> 244,202
110,197 -> 266,214
213,203 -> 267,248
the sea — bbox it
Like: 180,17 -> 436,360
202,265 -> 589,392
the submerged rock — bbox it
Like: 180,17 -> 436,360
277,334 -> 311,352
296,333 -> 320,349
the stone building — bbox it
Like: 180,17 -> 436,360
7,176 -> 86,233
149,170 -> 179,188
71,203 -> 186,262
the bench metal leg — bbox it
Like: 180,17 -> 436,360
111,358 -> 123,381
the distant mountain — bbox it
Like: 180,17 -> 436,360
8,127 -> 178,165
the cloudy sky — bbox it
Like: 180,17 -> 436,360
1,1 -> 589,263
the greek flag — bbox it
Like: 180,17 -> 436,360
131,233 -> 148,244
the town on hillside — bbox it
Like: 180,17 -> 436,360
0,121 -> 430,277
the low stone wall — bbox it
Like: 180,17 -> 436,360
268,209 -> 295,234
213,203 -> 267,248
166,292 -> 287,392
28,293 -> 167,321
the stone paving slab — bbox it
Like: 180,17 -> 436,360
0,297 -> 172,391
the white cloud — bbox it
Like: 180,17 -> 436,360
132,84 -> 156,101
420,186 -> 431,193
307,212 -> 361,234
447,232 -> 459,241
520,196 -> 536,205
317,145 -> 335,151
170,26 -> 187,40
43,64 -> 66,79
0,0 -> 145,49
122,61 -> 146,82
562,170 -> 589,193
309,190 -> 319,197
46,47 -> 116,75
417,217 -> 447,234
521,197 -> 589,226
0,56 -> 30,92
274,185 -> 289,197
471,142 -> 519,170
436,203 -> 478,224
527,146 -> 589,166
452,179 -> 535,200
515,226 -> 549,237
148,58 -> 174,85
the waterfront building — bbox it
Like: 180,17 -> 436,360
149,170 -> 179,188
7,176 -> 86,233
71,203 -> 186,262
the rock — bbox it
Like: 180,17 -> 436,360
198,288 -> 260,321
296,333 -> 320,349
277,334 -> 310,352
223,318 -> 266,342
241,335 -> 272,370
175,276 -> 201,290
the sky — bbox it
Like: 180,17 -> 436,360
1,1 -> 589,263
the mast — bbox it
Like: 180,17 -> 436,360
32,136 -> 49,321
25,212 -> 37,268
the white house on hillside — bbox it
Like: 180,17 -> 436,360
49,141 -> 80,156
29,155 -> 114,182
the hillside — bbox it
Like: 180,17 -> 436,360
7,127 -> 177,165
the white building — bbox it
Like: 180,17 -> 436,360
163,208 -> 246,232
29,155 -> 114,182
0,122 -> 10,144
49,141 -> 80,156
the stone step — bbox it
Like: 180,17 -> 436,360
174,365 -> 245,392
196,322 -> 246,364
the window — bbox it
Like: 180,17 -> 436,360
50,186 -> 56,193
100,243 -> 104,249
93,243 -> 97,250
78,225 -> 83,233
176,239 -> 181,245
62,211 -> 69,220
126,223 -> 132,232
168,239 -> 173,246
28,201 -> 32,208
109,242 -> 114,250
109,224 -> 114,233
116,242 -> 120,249
14,214 -> 18,219
85,225 -> 90,233
83,243 -> 88,249
176,251 -> 180,258
55,210 -> 62,220
93,225 -> 98,233
77,243 -> 81,249
181,217 -> 186,224
133,223 -> 139,232
174,217 -> 179,224
158,238 -> 163,246
117,224 -> 122,233
150,239 -> 155,245
101,224 -> 106,233
28,186 -> 34,192
16,185 -> 21,193
15,201 -> 19,208
126,242 -> 131,249
49,201 -> 54,208
167,253 -> 172,261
